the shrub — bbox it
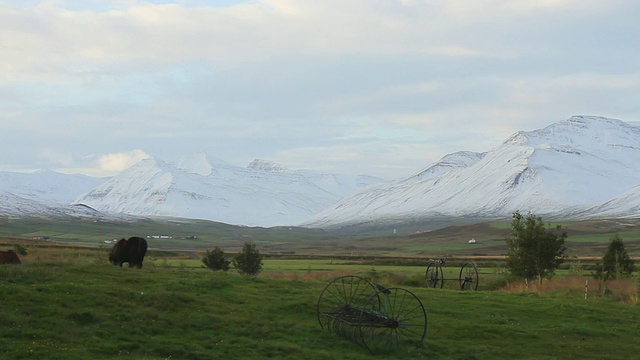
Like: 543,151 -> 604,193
202,247 -> 230,271
232,242 -> 263,276
594,234 -> 635,280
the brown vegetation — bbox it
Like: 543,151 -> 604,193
502,276 -> 639,304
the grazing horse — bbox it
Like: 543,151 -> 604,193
0,250 -> 22,264
109,237 -> 148,269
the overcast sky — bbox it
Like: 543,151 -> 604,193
1,0 -> 639,179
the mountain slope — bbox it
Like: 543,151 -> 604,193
306,115 -> 640,228
578,185 -> 640,219
0,192 -> 106,219
0,170 -> 107,204
75,154 -> 381,227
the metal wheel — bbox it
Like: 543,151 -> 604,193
425,263 -> 443,289
358,287 -> 427,353
317,275 -> 376,330
459,262 -> 479,291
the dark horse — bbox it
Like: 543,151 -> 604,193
0,250 -> 21,264
109,237 -> 148,268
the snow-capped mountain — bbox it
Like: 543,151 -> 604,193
0,169 -> 106,204
0,169 -> 109,218
3,115 -> 639,228
0,192 -> 105,219
412,151 -> 487,181
577,184 -> 640,219
74,153 -> 382,227
306,115 -> 640,228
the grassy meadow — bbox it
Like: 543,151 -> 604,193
1,240 -> 639,360
1,216 -> 640,359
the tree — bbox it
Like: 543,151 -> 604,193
505,211 -> 567,285
201,247 -> 230,271
232,242 -> 263,276
595,234 -> 635,280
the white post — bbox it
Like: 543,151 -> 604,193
584,279 -> 589,300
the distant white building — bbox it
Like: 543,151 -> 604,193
468,238 -> 477,244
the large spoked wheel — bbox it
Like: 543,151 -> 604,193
357,287 -> 427,353
317,275 -> 376,330
459,262 -> 479,291
425,263 -> 443,289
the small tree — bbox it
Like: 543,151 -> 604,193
232,242 -> 263,276
201,247 -> 230,271
505,211 -> 567,285
595,234 -> 635,280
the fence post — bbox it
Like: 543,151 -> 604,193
584,279 -> 589,300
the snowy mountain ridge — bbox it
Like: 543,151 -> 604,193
0,169 -> 106,204
305,115 -> 640,227
0,153 -> 381,226
1,115 -> 639,227
73,153 -> 382,227
0,170 -> 108,218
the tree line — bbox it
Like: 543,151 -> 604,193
201,212 -> 635,282
505,211 -> 635,284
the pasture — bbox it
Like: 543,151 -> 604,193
2,216 -> 640,257
1,240 -> 639,359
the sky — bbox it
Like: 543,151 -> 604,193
1,0 -> 639,179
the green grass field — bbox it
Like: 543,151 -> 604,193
1,249 -> 639,359
2,216 -> 640,358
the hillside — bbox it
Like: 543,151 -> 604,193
306,116 -> 640,228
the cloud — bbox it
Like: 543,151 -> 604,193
37,149 -> 150,177
98,150 -> 150,173
0,0 -> 528,85
3,0 -> 636,74
1,0 -> 639,179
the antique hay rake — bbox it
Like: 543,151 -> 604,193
425,259 -> 479,291
316,275 -> 427,353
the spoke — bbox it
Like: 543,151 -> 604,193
394,290 -> 411,317
397,326 -> 425,338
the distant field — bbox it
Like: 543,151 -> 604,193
1,216 -> 640,258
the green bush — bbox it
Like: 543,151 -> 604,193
202,247 -> 230,271
232,242 -> 263,275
